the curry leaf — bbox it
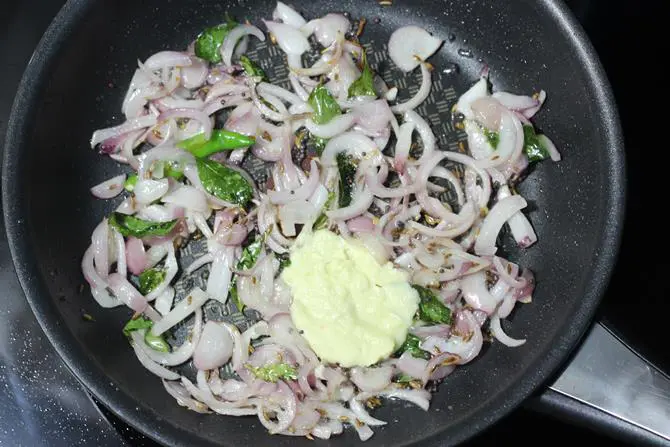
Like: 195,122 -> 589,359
308,85 -> 341,125
522,125 -> 550,163
196,158 -> 254,206
138,268 -> 166,295
194,18 -> 238,63
245,362 -> 298,383
348,51 -> 377,98
336,153 -> 357,208
413,285 -> 452,325
394,333 -> 431,360
108,212 -> 178,238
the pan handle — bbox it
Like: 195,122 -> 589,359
537,322 -> 670,444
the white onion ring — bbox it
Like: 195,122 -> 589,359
131,337 -> 180,380
474,195 -> 528,256
107,273 -> 147,312
305,114 -> 356,138
490,316 -> 526,347
321,132 -> 380,166
221,24 -> 266,67
326,187 -> 374,220
151,287 -> 209,336
391,63 -> 432,113
269,160 -> 320,204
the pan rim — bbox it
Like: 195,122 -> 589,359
2,0 -> 626,445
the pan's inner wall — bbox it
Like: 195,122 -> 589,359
17,0 -> 616,445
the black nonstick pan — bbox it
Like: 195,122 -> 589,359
2,0 -> 625,445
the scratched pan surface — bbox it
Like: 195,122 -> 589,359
2,0 -> 624,445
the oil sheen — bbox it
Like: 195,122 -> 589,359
281,230 -> 419,367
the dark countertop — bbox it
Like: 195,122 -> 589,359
1,0 -> 667,445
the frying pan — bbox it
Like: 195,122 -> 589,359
2,0 -> 625,445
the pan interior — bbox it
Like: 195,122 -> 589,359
4,0 -> 623,446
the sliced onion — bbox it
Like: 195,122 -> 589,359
193,321 -> 235,370
264,20 -> 310,55
134,178 -> 169,205
154,286 -> 175,316
326,187 -> 374,220
349,398 -> 387,426
490,316 -> 526,347
455,77 -> 488,119
206,247 -> 234,304
269,160 -> 320,204
403,110 -> 435,162
365,167 -> 413,199
91,219 -> 110,280
163,379 -> 210,413
154,96 -> 204,111
289,73 -> 310,101
460,271 -> 498,314
492,256 -> 526,288
395,352 -> 428,379
91,115 -> 157,148
221,24 -> 266,67
131,338 -> 180,380
257,381 -> 298,434
380,388 -> 431,411
310,14 -> 350,47
125,237 -> 147,275
473,110 -> 523,168
423,352 -> 457,383
107,273 -> 147,312
111,227 -> 127,277
162,185 -> 208,213
393,122 -> 415,171
431,166 -> 464,205
279,200 -> 319,236
305,114 -> 355,138
90,174 -> 126,199
185,253 -> 214,274
538,133 -> 561,161
145,243 -> 178,301
157,108 -> 212,139
258,82 -> 303,106
492,91 -> 538,112
181,58 -> 208,89
225,102 -> 261,137
321,131 -> 380,166
474,195 -> 527,256
471,96 -> 507,130
151,287 -> 209,336
388,25 -> 443,72
205,81 -> 249,103
347,216 -> 375,233
391,63 -> 432,113
437,310 -> 482,364
90,286 -> 122,308
144,51 -> 192,70
273,1 -> 307,28
523,90 -> 547,119
350,366 -> 393,392
353,99 -> 393,135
